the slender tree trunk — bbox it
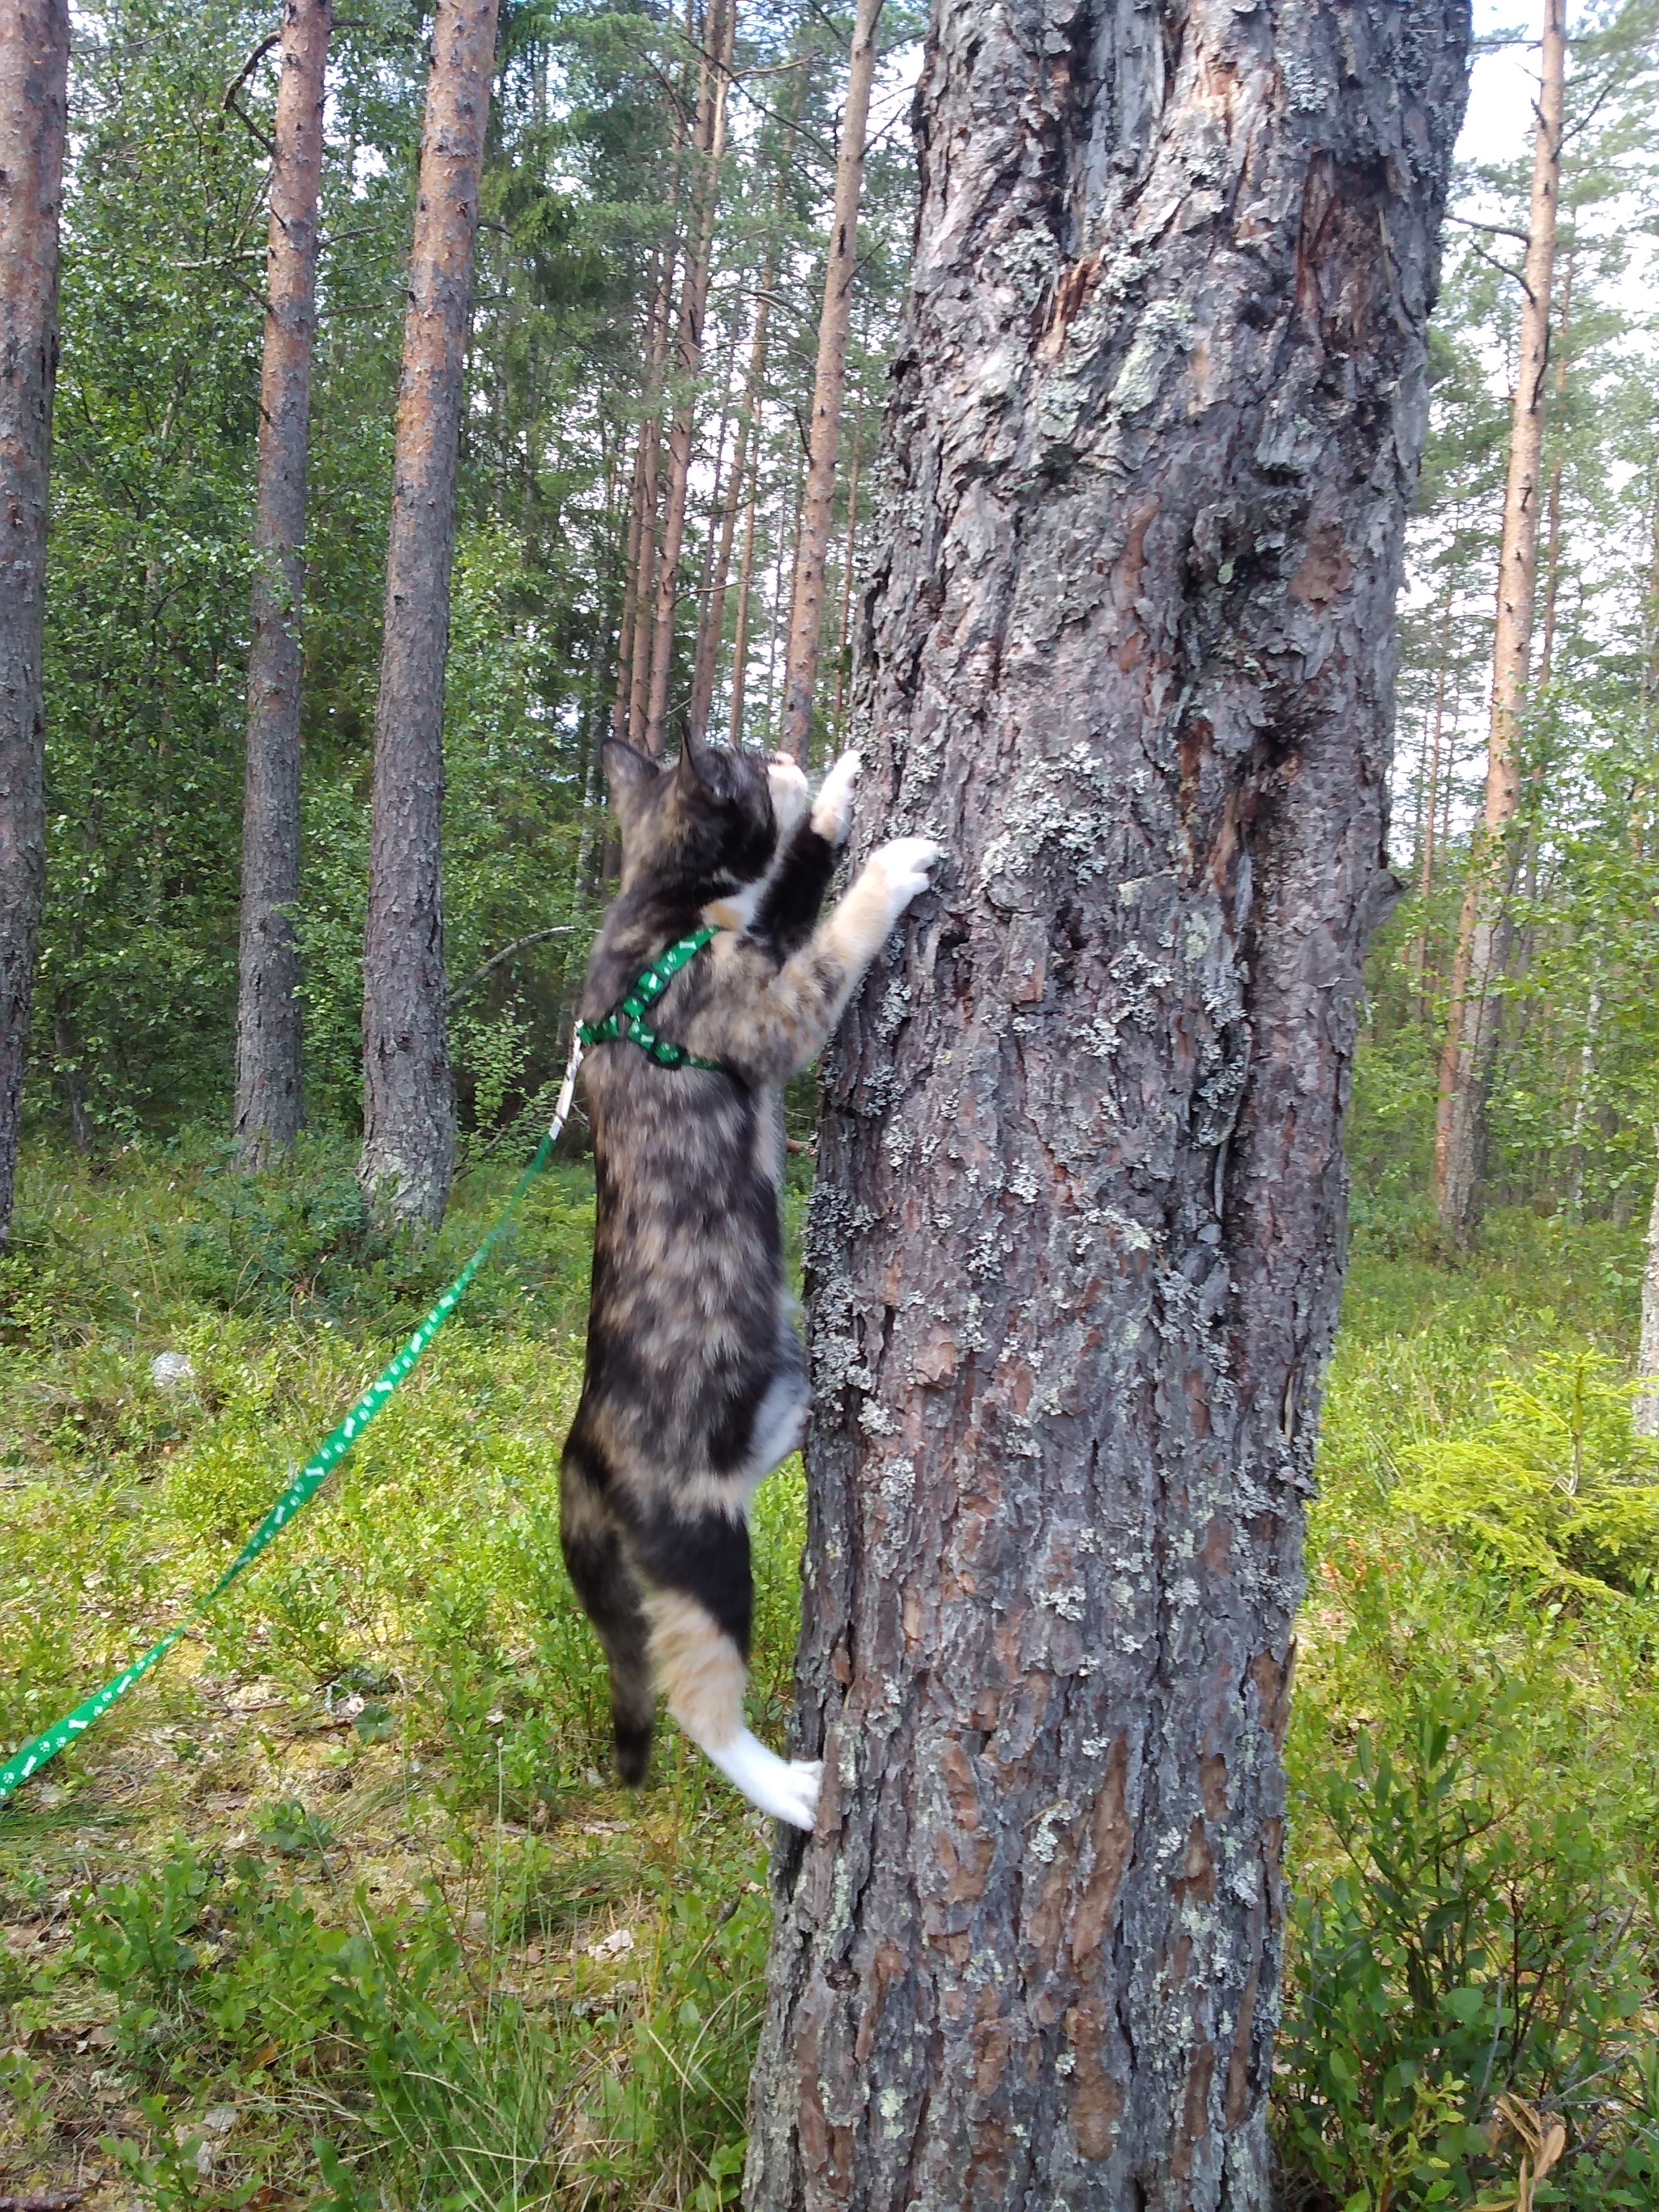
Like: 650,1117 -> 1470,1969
1563,974 -> 1600,1216
830,420 -> 862,728
0,0 -> 68,1247
358,0 -> 499,1228
644,0 -> 736,755
1410,558 -> 1456,1000
1435,0 -> 1565,1245
1536,248 -> 1573,692
232,0 -> 331,1170
691,60 -> 806,745
611,424 -> 649,739
744,0 -> 1466,2203
1637,1136 -> 1659,1438
728,448 -> 762,745
776,0 -> 883,765
766,453 -> 803,744
629,255 -> 673,750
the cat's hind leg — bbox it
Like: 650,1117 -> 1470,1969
633,1507 -> 821,1831
561,1443 -> 655,1785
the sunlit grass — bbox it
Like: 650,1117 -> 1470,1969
2,1137 -> 1657,2206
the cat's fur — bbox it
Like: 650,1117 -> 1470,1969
560,730 -> 939,1829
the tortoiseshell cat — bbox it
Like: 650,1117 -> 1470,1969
561,731 -> 940,1828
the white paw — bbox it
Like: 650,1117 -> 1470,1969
810,750 -> 860,847
704,1729 -> 822,1831
872,836 -> 943,921
766,757 -> 810,837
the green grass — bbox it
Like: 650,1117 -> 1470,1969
2,1133 -> 1657,2208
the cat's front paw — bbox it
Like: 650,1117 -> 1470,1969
811,750 -> 860,847
870,836 -> 943,923
766,756 -> 810,837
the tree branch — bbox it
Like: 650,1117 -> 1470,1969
446,928 -> 576,1010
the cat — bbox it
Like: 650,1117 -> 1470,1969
560,728 -> 940,1829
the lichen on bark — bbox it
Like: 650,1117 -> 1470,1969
745,1 -> 1469,2206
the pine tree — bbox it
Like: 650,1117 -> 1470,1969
0,0 -> 70,1247
359,0 -> 501,1227
232,0 -> 332,1170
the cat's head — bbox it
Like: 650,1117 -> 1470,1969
603,733 -> 808,906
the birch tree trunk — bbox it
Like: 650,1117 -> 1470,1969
1435,0 -> 1564,1244
746,0 -> 1468,2202
775,0 -> 883,765
232,0 -> 331,1170
358,0 -> 499,1228
0,0 -> 69,1248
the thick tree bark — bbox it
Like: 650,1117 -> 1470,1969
643,0 -> 736,755
746,0 -> 1467,2204
358,0 -> 499,1227
0,0 -> 68,1247
1435,0 -> 1564,1244
232,0 -> 331,1170
776,0 -> 883,765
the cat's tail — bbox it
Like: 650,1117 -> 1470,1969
560,1444 -> 655,1785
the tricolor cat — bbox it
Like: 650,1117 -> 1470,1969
561,731 -> 940,1829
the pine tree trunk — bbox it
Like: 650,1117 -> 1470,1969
0,0 -> 68,1248
1410,557 -> 1456,1001
830,421 -> 861,730
1536,249 -> 1573,693
744,0 -> 1467,2202
359,0 -> 499,1228
232,0 -> 331,1170
727,450 -> 762,745
694,59 -> 806,745
611,424 -> 649,739
643,0 -> 736,755
1435,0 -> 1564,1246
775,0 -> 882,765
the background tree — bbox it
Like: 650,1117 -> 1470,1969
358,0 -> 501,1228
1435,0 -> 1567,1245
0,0 -> 70,1248
775,0 -> 882,765
231,0 -> 331,1170
746,0 -> 1468,2201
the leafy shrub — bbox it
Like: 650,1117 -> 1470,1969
1278,1700 -> 1659,2206
1395,1353 -> 1659,1595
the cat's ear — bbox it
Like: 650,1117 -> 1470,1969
676,728 -> 714,793
603,738 -> 659,803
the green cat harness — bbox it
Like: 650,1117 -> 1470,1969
577,924 -> 728,1072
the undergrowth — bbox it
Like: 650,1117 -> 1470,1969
2,1135 -> 1657,2207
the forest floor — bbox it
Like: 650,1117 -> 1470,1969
2,1135 -> 1657,2210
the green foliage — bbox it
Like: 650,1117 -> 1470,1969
1396,1353 -> 1659,1596
1280,1679 -> 1658,2209
54,1826 -> 774,2209
1275,1209 -> 1659,2210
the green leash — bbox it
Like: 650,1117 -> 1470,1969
0,1041 -> 586,1809
577,925 -> 729,1072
